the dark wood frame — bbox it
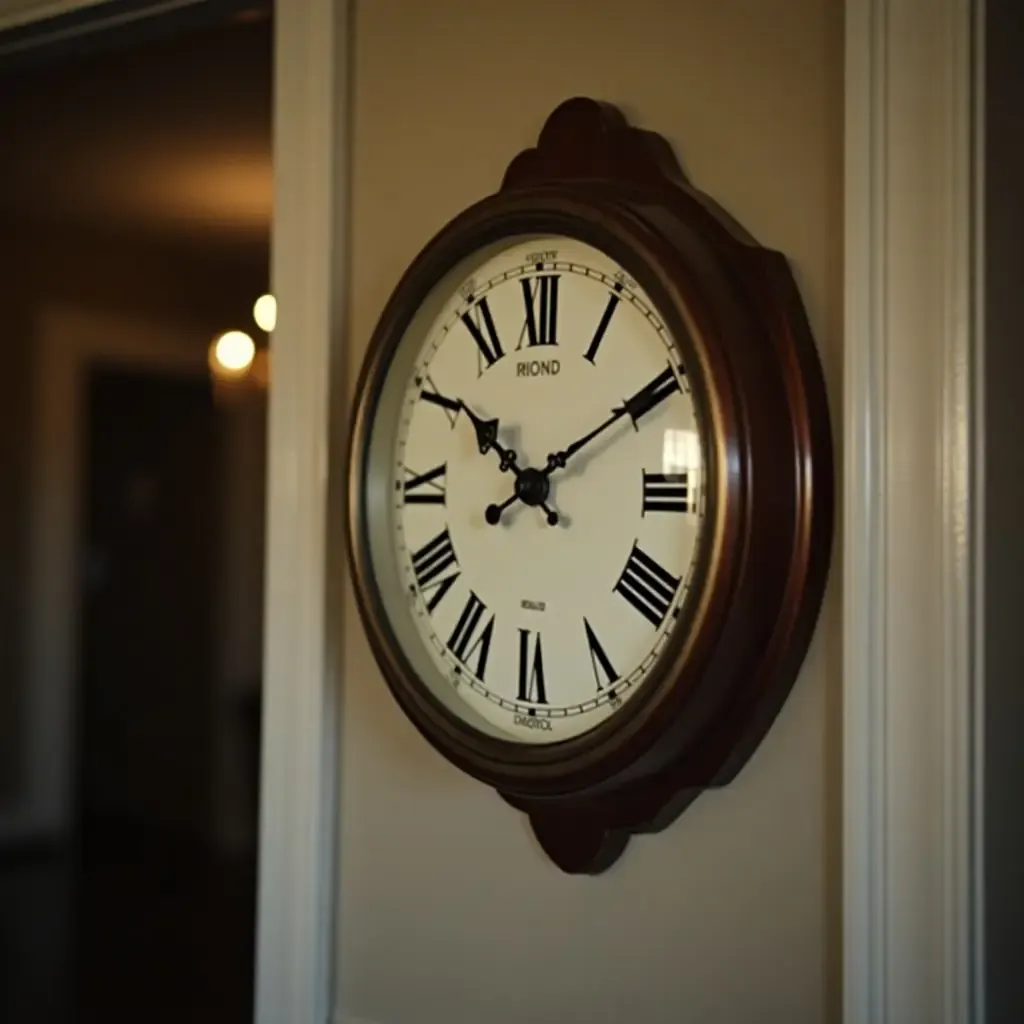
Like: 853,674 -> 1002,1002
345,97 -> 834,874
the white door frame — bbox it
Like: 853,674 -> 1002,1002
843,1 -> 982,1023
1,0 -> 984,1021
253,1 -> 349,1022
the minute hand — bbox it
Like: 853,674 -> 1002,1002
544,365 -> 681,473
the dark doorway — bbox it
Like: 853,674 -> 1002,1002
74,367 -> 255,1023
79,367 -> 217,847
0,5 -> 271,1020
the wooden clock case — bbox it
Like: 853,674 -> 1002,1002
345,97 -> 834,874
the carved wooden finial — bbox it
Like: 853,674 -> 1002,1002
501,96 -> 686,193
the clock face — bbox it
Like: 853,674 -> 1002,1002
361,234 -> 706,745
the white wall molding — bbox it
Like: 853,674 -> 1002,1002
254,0 -> 350,1022
843,1 -> 981,1022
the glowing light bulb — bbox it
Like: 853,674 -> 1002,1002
212,330 -> 256,375
253,294 -> 277,333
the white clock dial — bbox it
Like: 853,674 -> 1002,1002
364,235 -> 705,744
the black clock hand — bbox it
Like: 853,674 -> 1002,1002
484,493 -> 520,524
458,401 -> 558,526
543,407 -> 625,473
485,487 -> 559,527
484,366 -> 680,524
544,364 -> 681,474
459,401 -> 521,476
620,365 -> 681,428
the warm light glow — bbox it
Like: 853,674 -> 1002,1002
145,157 -> 272,231
660,428 -> 702,514
211,330 -> 256,375
250,348 -> 271,389
662,428 -> 700,474
253,294 -> 277,333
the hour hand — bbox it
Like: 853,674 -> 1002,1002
460,401 -> 520,475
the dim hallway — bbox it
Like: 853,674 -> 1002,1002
0,360 -> 267,1024
0,5 -> 273,1023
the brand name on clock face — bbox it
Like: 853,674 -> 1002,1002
514,714 -> 552,731
516,358 -> 560,378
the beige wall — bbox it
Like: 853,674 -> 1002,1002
341,2 -> 844,1023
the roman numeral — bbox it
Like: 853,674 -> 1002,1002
419,375 -> 461,426
461,297 -> 504,375
447,592 -> 495,680
583,619 -> 618,690
518,275 -> 559,348
410,527 -> 460,612
622,365 -> 682,428
583,289 -> 620,364
641,470 -> 690,514
613,542 -> 680,628
516,629 -> 548,704
403,464 -> 446,505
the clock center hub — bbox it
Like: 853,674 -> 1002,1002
514,467 -> 550,507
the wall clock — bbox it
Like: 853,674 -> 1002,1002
345,97 -> 833,874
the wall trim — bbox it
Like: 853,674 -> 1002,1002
843,1 -> 981,1022
254,0 -> 350,1023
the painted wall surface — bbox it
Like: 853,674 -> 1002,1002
340,2 -> 844,1024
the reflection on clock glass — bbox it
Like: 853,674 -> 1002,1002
374,235 -> 705,744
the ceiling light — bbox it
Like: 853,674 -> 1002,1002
210,330 -> 256,377
253,294 -> 277,333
